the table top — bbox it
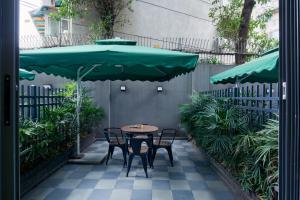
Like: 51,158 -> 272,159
121,124 -> 159,133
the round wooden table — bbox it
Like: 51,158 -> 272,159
121,124 -> 159,134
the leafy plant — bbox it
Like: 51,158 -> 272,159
80,97 -> 105,136
179,92 -> 279,199
50,0 -> 134,38
19,82 -> 105,173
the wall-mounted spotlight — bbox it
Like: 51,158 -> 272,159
120,85 -> 126,92
157,86 -> 163,92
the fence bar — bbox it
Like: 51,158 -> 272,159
202,83 -> 279,125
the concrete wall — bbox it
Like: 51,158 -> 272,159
21,64 -> 233,136
115,0 -> 215,38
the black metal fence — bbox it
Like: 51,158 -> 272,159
19,85 -> 66,121
203,83 -> 279,125
19,85 -> 75,177
19,32 -> 258,65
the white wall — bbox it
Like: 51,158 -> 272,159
115,0 -> 216,38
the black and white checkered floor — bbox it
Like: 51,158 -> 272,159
23,140 -> 234,200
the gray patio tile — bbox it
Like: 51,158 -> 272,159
183,166 -> 198,173
68,170 -> 90,179
172,190 -> 195,200
213,191 -> 235,200
77,179 -> 98,189
51,170 -> 73,179
193,191 -> 216,200
22,140 -> 235,200
95,179 -> 116,189
168,166 -> 183,172
84,171 -> 104,179
87,189 -> 112,200
206,180 -> 229,192
76,165 -> 94,171
152,190 -> 173,200
188,180 -> 208,190
202,174 -> 221,181
115,179 -> 134,189
22,188 -> 54,200
101,171 -> 121,179
152,180 -> 170,190
66,189 -> 93,200
133,179 -> 152,190
38,178 -> 63,188
57,179 -> 81,189
170,180 -> 191,190
91,165 -> 108,172
169,172 -> 186,180
44,189 -> 72,200
110,189 -> 131,200
152,171 -> 169,180
131,190 -> 152,200
152,165 -> 168,172
61,164 -> 79,171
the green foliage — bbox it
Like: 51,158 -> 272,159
50,0 -> 134,38
80,97 -> 105,136
179,92 -> 278,199
209,0 -> 279,54
61,82 -> 105,136
20,82 -> 105,173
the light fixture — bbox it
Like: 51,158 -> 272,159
157,86 -> 163,92
43,84 -> 53,90
120,85 -> 126,92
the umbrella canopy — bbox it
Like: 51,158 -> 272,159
19,69 -> 35,81
210,48 -> 279,84
20,44 -> 198,82
20,39 -> 199,157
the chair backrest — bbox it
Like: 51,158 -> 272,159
104,128 -> 123,144
158,128 -> 176,145
130,137 -> 148,155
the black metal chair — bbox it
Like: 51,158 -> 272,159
125,132 -> 154,168
126,137 -> 150,178
152,128 -> 176,167
104,128 -> 127,167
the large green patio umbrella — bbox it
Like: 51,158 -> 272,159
20,39 -> 199,155
19,69 -> 35,81
210,48 -> 279,84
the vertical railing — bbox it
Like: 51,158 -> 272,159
19,85 -> 66,121
203,83 -> 279,125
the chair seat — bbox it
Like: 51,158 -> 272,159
128,146 -> 149,154
109,139 -> 126,145
153,140 -> 171,147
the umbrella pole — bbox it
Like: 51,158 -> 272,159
76,68 -> 83,156
75,65 -> 100,157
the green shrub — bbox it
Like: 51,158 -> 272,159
179,92 -> 278,199
80,97 -> 105,136
20,82 -> 105,173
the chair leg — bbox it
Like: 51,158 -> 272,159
141,155 -> 148,178
148,148 -> 152,168
151,148 -> 157,168
106,146 -> 113,165
166,146 -> 174,167
111,146 -> 115,158
126,154 -> 134,177
121,146 -> 127,167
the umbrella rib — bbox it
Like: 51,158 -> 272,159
79,64 -> 102,80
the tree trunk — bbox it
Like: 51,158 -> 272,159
235,0 -> 256,64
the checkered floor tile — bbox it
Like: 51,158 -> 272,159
22,140 -> 234,200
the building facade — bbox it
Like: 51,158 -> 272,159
115,0 -> 215,38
